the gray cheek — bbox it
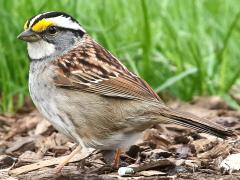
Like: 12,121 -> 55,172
54,31 -> 76,52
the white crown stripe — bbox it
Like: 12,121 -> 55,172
48,16 -> 86,32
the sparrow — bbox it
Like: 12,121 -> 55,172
18,11 -> 231,168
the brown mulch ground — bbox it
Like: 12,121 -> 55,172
0,96 -> 240,180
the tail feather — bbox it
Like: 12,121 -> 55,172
159,108 -> 233,138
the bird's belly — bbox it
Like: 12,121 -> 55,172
94,132 -> 143,150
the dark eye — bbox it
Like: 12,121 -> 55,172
47,26 -> 58,35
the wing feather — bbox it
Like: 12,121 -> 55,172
53,35 -> 162,102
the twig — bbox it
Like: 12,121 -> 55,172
9,148 -> 94,176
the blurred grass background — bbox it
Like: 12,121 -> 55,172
1,0 -> 240,112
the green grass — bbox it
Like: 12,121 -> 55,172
1,0 -> 240,112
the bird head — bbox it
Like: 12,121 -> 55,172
18,11 -> 86,60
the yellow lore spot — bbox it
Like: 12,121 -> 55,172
24,20 -> 28,30
31,19 -> 54,32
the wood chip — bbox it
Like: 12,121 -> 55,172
5,112 -> 42,140
34,119 -> 51,135
0,155 -> 16,169
5,136 -> 37,154
198,142 -> 231,159
138,170 -> 166,176
132,159 -> 175,172
141,149 -> 172,159
191,138 -> 217,153
9,148 -> 94,176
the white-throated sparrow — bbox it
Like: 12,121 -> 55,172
18,12 -> 231,168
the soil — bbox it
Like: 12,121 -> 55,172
0,96 -> 240,180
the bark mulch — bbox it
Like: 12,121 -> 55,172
0,96 -> 240,180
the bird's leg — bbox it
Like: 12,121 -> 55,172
55,145 -> 81,172
112,148 -> 122,168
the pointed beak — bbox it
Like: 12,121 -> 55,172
17,29 -> 41,42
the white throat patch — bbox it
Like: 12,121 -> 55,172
27,40 -> 55,59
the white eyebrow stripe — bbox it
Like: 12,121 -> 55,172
48,16 -> 86,32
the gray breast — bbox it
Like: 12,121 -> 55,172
29,61 -> 78,140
